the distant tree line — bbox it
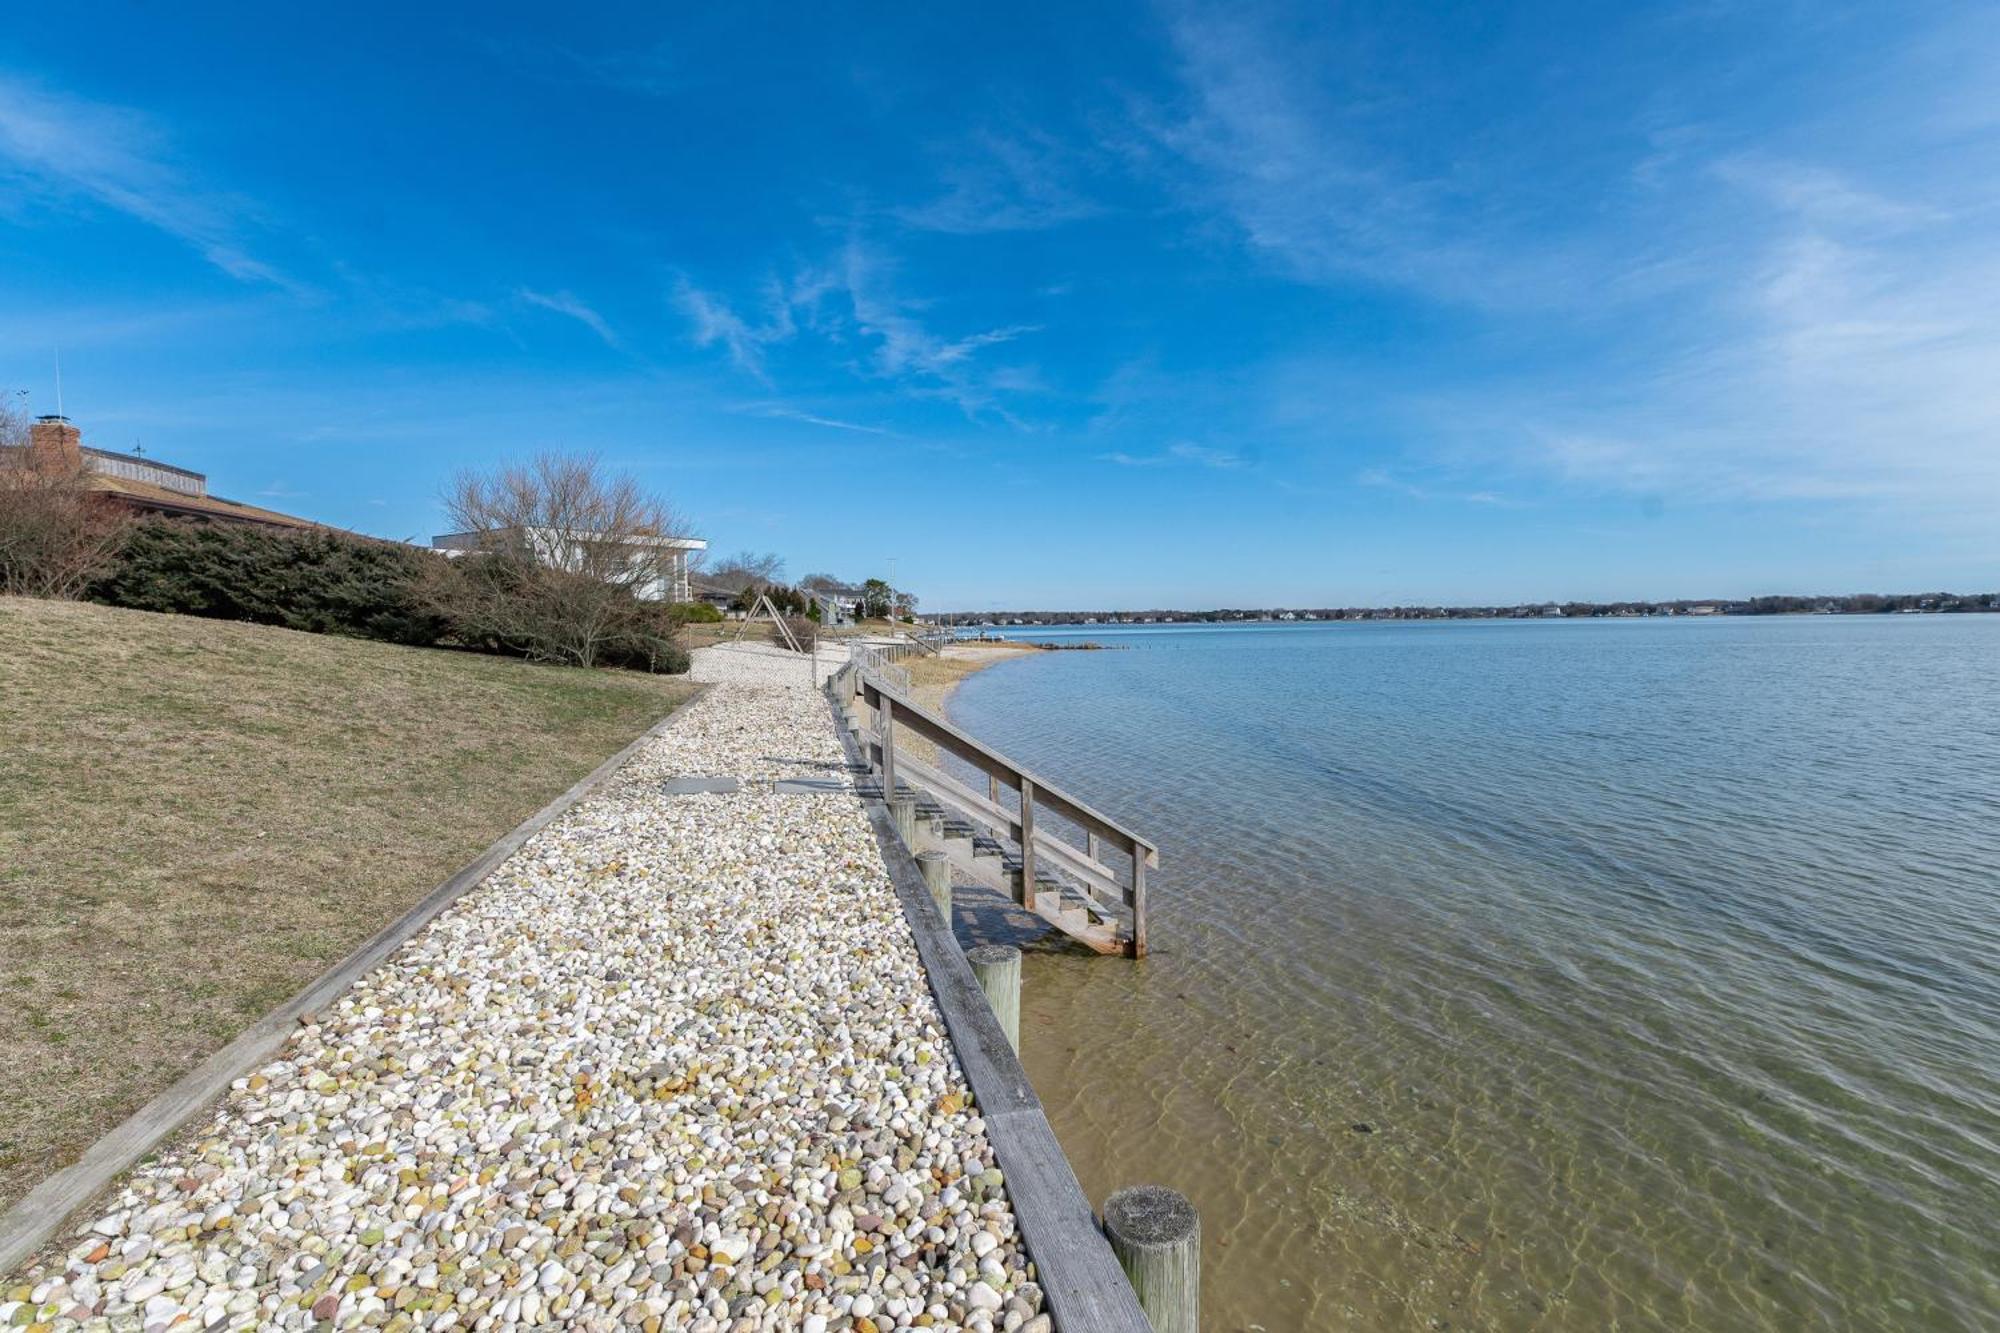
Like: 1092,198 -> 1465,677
943,592 -> 2000,625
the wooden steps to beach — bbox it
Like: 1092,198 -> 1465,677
832,649 -> 1155,958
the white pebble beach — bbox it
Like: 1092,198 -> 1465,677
4,643 -> 1049,1333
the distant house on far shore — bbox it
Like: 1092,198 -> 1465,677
3,414 -> 317,528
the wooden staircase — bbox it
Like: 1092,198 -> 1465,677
834,653 -> 1155,958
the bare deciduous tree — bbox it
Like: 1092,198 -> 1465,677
427,452 -> 695,670
443,452 -> 690,592
704,550 -> 786,594
0,400 -> 134,599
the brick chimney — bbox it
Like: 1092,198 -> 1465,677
29,414 -> 83,471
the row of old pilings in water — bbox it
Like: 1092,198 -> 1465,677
898,808 -> 1201,1333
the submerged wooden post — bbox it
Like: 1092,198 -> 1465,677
965,944 -> 1020,1051
917,850 -> 952,923
1102,1185 -> 1199,1333
890,796 -> 918,847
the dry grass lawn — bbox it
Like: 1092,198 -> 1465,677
0,597 -> 695,1213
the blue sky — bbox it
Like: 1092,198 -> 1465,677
4,2 -> 1997,609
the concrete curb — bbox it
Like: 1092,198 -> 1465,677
0,685 -> 710,1276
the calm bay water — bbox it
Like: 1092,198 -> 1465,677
946,617 -> 2000,1331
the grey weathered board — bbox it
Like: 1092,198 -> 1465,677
661,775 -> 741,794
0,689 -> 712,1277
773,776 -> 852,795
824,687 -> 1154,1333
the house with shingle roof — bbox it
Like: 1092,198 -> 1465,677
5,414 -> 318,529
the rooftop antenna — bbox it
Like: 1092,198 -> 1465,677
54,346 -> 64,419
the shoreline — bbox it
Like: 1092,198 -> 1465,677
904,641 -> 1042,719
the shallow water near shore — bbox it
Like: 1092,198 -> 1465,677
946,617 -> 2000,1331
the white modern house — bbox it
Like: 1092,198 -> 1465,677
432,527 -> 708,602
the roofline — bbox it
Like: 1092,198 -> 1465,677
432,527 -> 706,550
82,446 -> 205,481
111,492 -> 317,529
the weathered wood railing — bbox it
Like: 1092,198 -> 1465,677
846,641 -> 912,694
831,658 -> 1156,957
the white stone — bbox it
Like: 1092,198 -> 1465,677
5,644 -> 1042,1333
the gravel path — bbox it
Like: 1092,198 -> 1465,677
5,644 -> 1047,1333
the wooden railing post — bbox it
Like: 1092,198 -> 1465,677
1130,848 -> 1148,960
917,850 -> 952,923
1018,777 -> 1037,910
1103,1186 -> 1199,1333
967,944 -> 1021,1051
880,694 -> 898,800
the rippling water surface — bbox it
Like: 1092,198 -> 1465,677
946,617 -> 2000,1332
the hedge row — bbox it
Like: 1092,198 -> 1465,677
91,520 -> 449,646
86,518 -> 692,674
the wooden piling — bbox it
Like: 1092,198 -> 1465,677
916,850 -> 952,923
965,944 -> 1021,1051
889,796 -> 917,846
1102,1185 -> 1200,1333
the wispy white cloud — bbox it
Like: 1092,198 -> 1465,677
0,74 -> 299,291
1150,5 -> 2000,518
1512,145 -> 2000,510
676,241 -> 1042,421
899,130 -> 1101,234
1131,8 -> 1559,306
673,277 -> 795,383
519,288 -> 624,350
738,402 -> 894,435
1099,441 -> 1245,469
1356,466 -> 1513,506
1711,156 -> 1942,232
831,241 -> 1037,385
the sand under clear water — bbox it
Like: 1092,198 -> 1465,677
945,616 -> 2000,1332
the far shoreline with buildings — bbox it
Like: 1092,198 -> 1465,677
935,591 -> 2000,627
